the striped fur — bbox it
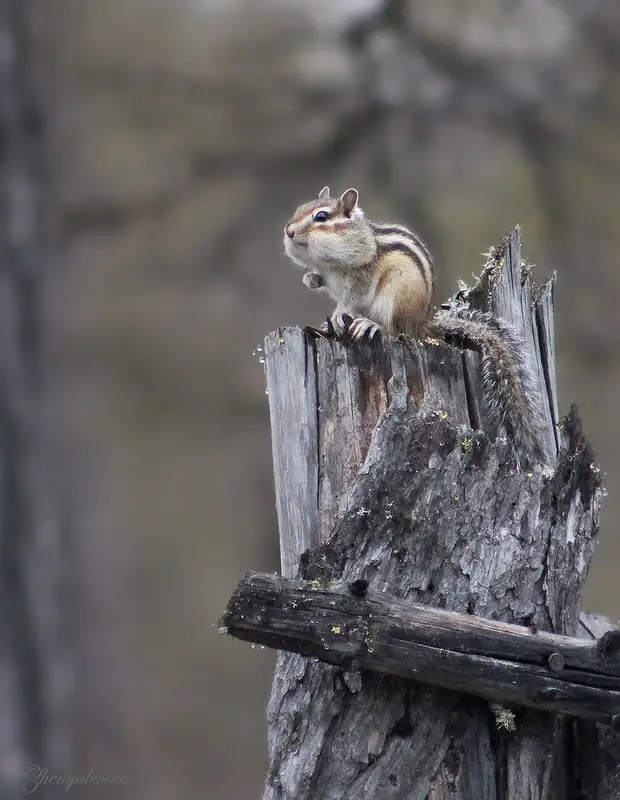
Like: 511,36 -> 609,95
371,222 -> 434,294
431,308 -> 547,463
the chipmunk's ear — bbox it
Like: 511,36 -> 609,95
339,188 -> 359,218
318,186 -> 330,200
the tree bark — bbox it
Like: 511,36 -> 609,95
262,229 -> 606,799
0,1 -> 71,795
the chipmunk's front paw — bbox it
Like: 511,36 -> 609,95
302,272 -> 324,290
349,316 -> 381,341
330,311 -> 352,336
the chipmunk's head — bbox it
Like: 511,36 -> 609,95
283,186 -> 375,270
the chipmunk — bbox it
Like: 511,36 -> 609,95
283,186 -> 547,464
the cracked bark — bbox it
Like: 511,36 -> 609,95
262,229 -> 609,799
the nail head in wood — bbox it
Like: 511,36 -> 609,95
547,652 -> 564,672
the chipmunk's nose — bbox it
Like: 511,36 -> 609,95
285,225 -> 295,239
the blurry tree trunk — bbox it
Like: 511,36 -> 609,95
0,0 -> 70,795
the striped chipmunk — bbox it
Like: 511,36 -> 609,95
283,185 -> 547,464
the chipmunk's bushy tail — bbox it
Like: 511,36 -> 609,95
430,307 -> 547,464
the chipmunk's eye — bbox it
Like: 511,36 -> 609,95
313,210 -> 330,222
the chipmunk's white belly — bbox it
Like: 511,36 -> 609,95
322,269 -> 353,304
366,291 -> 395,328
323,268 -> 393,327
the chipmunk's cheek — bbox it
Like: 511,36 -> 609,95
284,236 -> 311,268
310,234 -> 330,260
285,235 -> 304,252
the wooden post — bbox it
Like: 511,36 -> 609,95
258,228 -> 611,799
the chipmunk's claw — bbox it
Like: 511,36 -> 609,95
304,316 -> 338,339
330,312 -> 353,336
304,314 -> 380,343
303,324 -> 329,339
349,316 -> 381,341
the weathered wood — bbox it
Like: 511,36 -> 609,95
264,328 -> 320,577
574,613 -> 620,799
222,572 -> 620,722
534,274 -> 560,448
260,230 -> 607,800
266,330 -> 475,566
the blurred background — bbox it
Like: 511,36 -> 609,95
2,0 -> 618,797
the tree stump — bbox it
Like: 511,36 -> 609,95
261,228 -> 607,799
